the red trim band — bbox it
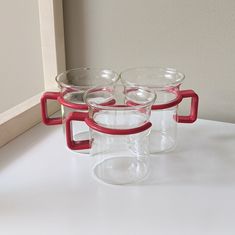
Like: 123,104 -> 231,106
85,118 -> 152,135
57,96 -> 88,110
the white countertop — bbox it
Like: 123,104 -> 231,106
0,119 -> 235,235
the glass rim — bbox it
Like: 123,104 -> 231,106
84,86 -> 156,111
55,67 -> 119,89
119,66 -> 185,88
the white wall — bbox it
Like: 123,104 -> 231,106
0,0 -> 44,113
63,0 -> 235,123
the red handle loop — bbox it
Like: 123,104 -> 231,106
66,112 -> 90,151
40,92 -> 62,125
176,90 -> 199,123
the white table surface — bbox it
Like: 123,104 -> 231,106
0,119 -> 235,235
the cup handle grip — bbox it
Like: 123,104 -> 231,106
40,92 -> 62,125
66,112 -> 91,150
176,90 -> 199,123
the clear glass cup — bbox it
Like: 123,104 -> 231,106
65,85 -> 156,185
120,67 -> 199,153
40,67 -> 119,153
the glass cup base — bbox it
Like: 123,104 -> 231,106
93,156 -> 149,185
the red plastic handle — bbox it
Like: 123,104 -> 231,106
66,112 -> 90,151
176,90 -> 199,123
40,92 -> 62,125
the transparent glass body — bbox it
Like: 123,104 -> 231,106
149,90 -> 179,152
120,67 -> 185,153
84,85 -> 156,184
57,68 -> 119,153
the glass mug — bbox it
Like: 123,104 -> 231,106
120,67 -> 199,153
40,67 -> 119,153
65,85 -> 156,185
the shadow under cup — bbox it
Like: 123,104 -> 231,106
40,67 -> 119,154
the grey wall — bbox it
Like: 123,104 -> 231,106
0,0 -> 44,113
63,0 -> 235,123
